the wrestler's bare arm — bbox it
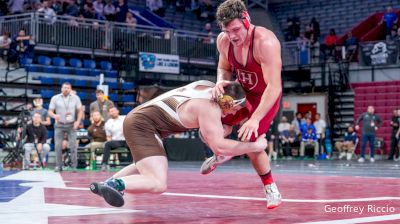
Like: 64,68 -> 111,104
198,105 -> 266,156
216,33 -> 233,82
251,30 -> 282,121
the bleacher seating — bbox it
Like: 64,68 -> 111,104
269,0 -> 400,39
128,0 -> 219,33
352,81 -> 400,155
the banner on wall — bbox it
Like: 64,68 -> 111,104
360,40 -> 398,66
139,52 -> 180,74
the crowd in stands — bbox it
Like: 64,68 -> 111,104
284,6 -> 400,63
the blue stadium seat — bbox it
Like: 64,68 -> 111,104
121,107 -> 131,115
38,56 -> 51,65
83,59 -> 96,69
122,82 -> 135,90
73,79 -> 86,87
108,82 -> 118,89
25,64 -> 38,72
88,80 -> 98,88
77,92 -> 87,100
76,68 -> 88,76
100,61 -> 112,70
108,93 -> 118,102
122,95 -> 135,102
53,57 -> 66,66
40,76 -> 55,85
105,70 -> 118,78
89,69 -> 101,77
69,58 -> 82,68
43,66 -> 56,73
40,90 -> 55,99
20,57 -> 33,68
57,67 -> 70,74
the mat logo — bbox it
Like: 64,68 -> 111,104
236,69 -> 258,90
140,53 -> 156,69
370,42 -> 388,65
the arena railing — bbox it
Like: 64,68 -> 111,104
0,13 -> 218,61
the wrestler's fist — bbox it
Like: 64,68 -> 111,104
212,80 -> 231,99
253,134 -> 268,152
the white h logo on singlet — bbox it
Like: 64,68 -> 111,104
237,69 -> 258,90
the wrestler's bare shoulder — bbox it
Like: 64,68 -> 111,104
254,27 -> 279,44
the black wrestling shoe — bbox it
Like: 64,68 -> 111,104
90,182 -> 125,207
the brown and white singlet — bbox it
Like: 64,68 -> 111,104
123,80 -> 215,162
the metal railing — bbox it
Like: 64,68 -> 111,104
0,13 -> 218,60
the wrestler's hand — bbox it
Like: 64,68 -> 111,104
238,117 -> 260,141
254,134 -> 267,152
212,80 -> 231,99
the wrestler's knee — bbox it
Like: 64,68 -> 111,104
247,150 -> 267,160
150,179 -> 167,193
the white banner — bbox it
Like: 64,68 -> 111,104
139,52 -> 180,74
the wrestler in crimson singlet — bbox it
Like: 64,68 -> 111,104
222,27 -> 281,141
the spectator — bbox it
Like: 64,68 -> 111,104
355,106 -> 383,163
335,126 -> 357,161
115,0 -> 129,23
310,17 -> 320,43
202,22 -> 215,44
395,119 -> 400,161
19,113 -> 50,170
382,6 -> 398,36
278,116 -> 290,133
314,113 -> 326,156
299,127 -> 319,159
82,2 -> 96,19
104,0 -> 116,21
291,112 -> 305,135
0,1 -> 9,16
48,82 -> 83,172
198,0 -> 215,22
388,109 -> 399,160
0,32 -> 11,65
102,107 -> 127,171
8,0 -> 25,14
90,89 -> 114,121
280,125 -> 298,159
147,0 -> 165,17
389,28 -> 398,41
37,0 -> 57,24
86,110 -> 107,166
125,11 -> 137,30
65,0 -> 79,17
300,117 -> 316,136
51,0 -> 64,15
9,28 -> 35,65
304,25 -> 312,40
345,32 -> 358,61
31,97 -> 51,126
324,28 -> 338,58
93,0 -> 105,20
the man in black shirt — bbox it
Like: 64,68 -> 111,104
20,112 -> 50,169
389,109 -> 400,160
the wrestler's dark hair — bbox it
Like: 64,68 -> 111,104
216,0 -> 247,27
224,82 -> 246,103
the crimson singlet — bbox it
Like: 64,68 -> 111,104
223,27 -> 281,141
228,27 -> 266,106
